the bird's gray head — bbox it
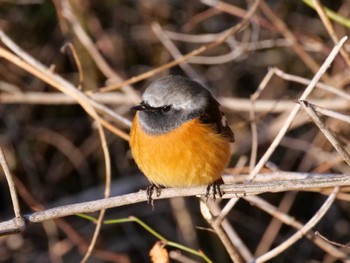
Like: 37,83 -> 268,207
132,75 -> 214,134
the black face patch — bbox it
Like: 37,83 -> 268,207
138,108 -> 202,135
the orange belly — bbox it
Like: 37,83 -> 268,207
130,113 -> 231,187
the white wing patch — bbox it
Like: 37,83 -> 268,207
221,114 -> 227,127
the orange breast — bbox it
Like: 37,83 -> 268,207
130,113 -> 231,187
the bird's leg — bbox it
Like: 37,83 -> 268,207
146,184 -> 162,206
205,180 -> 224,201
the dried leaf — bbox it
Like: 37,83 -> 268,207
149,241 -> 169,263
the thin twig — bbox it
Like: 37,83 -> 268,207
60,0 -> 140,102
0,148 -> 22,218
151,22 -> 204,84
307,102 -> 350,124
245,196 -> 348,260
188,39 -> 293,64
210,198 -> 254,262
299,100 -> 350,167
259,0 -> 329,80
303,0 -> 350,28
0,43 -> 131,142
182,6 -> 220,32
61,42 -> 84,89
255,187 -> 340,262
200,200 -> 244,263
1,91 -> 348,114
0,27 -> 112,262
0,29 -> 132,129
201,0 -> 274,31
312,0 -> 350,67
0,91 -> 130,105
271,67 -> 350,102
1,85 -> 348,116
254,192 -> 297,256
249,68 -> 275,172
221,97 -> 350,112
222,171 -> 350,184
13,173 -> 129,262
0,147 -> 26,235
80,210 -> 107,263
97,0 -> 261,92
214,198 -> 239,226
212,63 -> 277,239
315,231 -> 350,248
248,36 -> 348,181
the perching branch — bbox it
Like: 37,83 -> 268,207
0,172 -> 349,236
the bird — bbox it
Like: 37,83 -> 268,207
129,75 -> 234,203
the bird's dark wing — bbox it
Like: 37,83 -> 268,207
199,97 -> 235,143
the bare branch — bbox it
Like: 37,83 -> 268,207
0,29 -> 132,129
312,0 -> 350,66
0,172 -> 348,236
255,187 -> 339,262
306,101 -> 350,124
60,0 -> 140,103
0,148 -> 26,235
98,0 -> 261,92
259,0 -> 328,79
248,36 -> 348,181
151,22 -> 204,83
0,24 -> 113,262
299,100 -> 350,167
271,67 -> 350,102
0,148 -> 22,219
200,199 -> 244,262
245,196 -> 348,260
1,91 -> 349,114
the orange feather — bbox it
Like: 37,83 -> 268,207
130,113 -> 231,187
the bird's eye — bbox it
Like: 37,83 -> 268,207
162,105 -> 171,112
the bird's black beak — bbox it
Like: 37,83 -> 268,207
131,104 -> 146,111
131,102 -> 153,111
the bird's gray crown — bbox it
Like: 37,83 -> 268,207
142,75 -> 210,110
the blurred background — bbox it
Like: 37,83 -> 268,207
0,0 -> 350,262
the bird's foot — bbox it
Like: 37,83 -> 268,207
205,181 -> 224,201
146,184 -> 162,207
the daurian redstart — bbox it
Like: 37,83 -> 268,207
130,75 -> 234,200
